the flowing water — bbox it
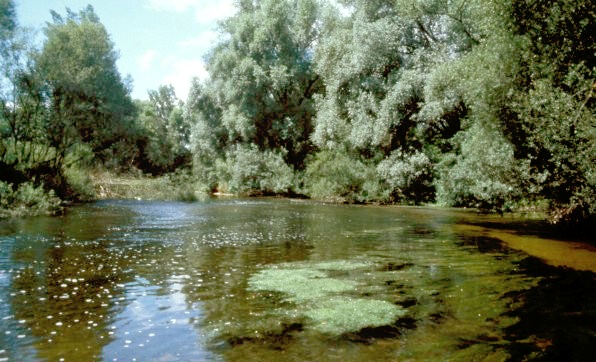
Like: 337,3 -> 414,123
0,199 -> 594,361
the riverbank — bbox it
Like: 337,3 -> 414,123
90,170 -> 205,202
0,171 -> 203,219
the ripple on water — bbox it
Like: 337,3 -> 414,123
0,199 -> 594,361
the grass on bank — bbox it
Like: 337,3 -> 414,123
90,170 -> 207,202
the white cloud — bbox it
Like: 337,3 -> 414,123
192,0 -> 236,24
147,0 -> 236,23
177,30 -> 219,50
147,0 -> 199,12
137,49 -> 159,71
161,58 -> 208,101
140,0 -> 236,100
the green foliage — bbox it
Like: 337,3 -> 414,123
201,0 -> 321,169
511,74 -> 595,224
1,3 -> 142,213
504,0 -> 595,224
36,5 -> 136,167
0,0 -> 16,39
2,0 -> 593,224
511,0 -> 595,84
0,181 -> 62,217
303,149 -> 379,203
435,123 -> 519,211
214,143 -> 294,194
63,165 -> 95,201
377,149 -> 434,204
133,87 -> 191,175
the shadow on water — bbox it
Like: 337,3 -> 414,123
503,258 -> 596,362
343,316 -> 417,344
457,234 -> 596,361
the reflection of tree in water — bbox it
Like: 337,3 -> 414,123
172,202 -> 316,355
7,211 -> 136,361
10,241 -> 131,361
452,233 -> 596,361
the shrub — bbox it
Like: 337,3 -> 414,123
63,165 -> 96,201
0,181 -> 62,217
435,123 -> 519,211
0,181 -> 14,210
377,150 -> 434,204
303,149 -> 380,203
215,143 -> 294,194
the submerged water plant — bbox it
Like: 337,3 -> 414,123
305,297 -> 407,334
248,267 -> 358,302
248,259 -> 408,334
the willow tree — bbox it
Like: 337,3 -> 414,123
506,0 -> 595,224
36,5 -> 135,173
306,0 -> 491,203
188,0 -> 323,193
416,0 -> 595,222
134,85 -> 190,174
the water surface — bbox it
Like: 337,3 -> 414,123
0,199 -> 594,361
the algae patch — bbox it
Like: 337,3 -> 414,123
248,268 -> 358,302
248,259 -> 407,334
305,297 -> 407,334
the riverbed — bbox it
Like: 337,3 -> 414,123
0,199 -> 594,361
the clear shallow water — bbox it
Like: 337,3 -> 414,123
0,199 -> 594,361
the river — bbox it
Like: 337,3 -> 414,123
0,199 -> 594,361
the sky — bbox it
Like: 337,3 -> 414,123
15,0 -> 237,101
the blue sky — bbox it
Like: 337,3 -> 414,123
15,0 -> 236,101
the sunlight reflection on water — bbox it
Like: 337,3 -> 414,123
0,199 -> 594,361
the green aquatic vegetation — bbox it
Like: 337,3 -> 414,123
305,297 -> 407,334
309,259 -> 374,271
248,259 -> 408,335
248,267 -> 358,302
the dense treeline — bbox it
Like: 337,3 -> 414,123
187,0 -> 594,226
1,0 -> 594,227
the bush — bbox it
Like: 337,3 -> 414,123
303,149 -> 380,203
63,165 -> 96,201
0,181 -> 13,210
512,75 -> 595,225
377,150 -> 434,204
0,181 -> 62,217
214,144 -> 294,194
435,123 -> 519,211
164,169 -> 205,201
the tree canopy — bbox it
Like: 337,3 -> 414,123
183,0 -> 594,225
2,0 -> 594,227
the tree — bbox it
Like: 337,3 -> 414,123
134,85 -> 191,174
1,0 -> 67,214
308,0 -> 491,203
187,0 -> 324,192
186,79 -> 225,189
203,0 -> 322,168
0,0 -> 15,46
1,0 -> 50,182
36,5 -> 136,171
505,0 -> 595,225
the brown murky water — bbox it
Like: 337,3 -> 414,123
0,199 -> 594,361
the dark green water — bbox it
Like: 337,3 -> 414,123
0,199 -> 594,361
